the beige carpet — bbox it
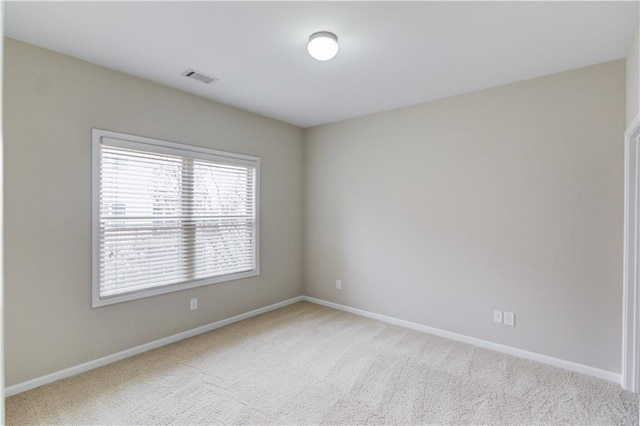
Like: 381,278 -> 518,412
6,301 -> 639,425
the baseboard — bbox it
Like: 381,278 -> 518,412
6,294 -> 621,397
301,296 -> 621,384
5,296 -> 304,397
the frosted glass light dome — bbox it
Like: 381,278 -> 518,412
307,31 -> 339,61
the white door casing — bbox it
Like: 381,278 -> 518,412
623,113 -> 640,393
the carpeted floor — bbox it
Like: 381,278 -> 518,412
6,301 -> 639,425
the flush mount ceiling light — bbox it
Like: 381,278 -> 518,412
307,31 -> 339,61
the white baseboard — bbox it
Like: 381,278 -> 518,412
6,294 -> 621,397
301,296 -> 621,384
5,296 -> 304,397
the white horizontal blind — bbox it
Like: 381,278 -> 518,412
95,132 -> 258,304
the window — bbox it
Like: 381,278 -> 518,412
92,129 -> 259,307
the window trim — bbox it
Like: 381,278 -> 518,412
91,129 -> 260,308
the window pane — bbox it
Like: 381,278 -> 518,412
100,219 -> 186,296
193,218 -> 255,279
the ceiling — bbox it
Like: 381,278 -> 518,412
5,1 -> 639,128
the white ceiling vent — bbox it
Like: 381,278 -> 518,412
182,69 -> 219,84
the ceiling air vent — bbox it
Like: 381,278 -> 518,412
182,69 -> 219,84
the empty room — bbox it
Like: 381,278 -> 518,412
3,1 -> 640,424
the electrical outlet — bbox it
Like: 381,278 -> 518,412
336,280 -> 342,290
503,312 -> 515,326
190,298 -> 198,311
493,310 -> 503,323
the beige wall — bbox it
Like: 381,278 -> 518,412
628,25 -> 640,127
3,39 -> 304,386
304,60 -> 626,373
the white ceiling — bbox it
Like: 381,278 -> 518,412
5,1 -> 639,128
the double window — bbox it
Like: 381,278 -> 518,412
92,129 -> 259,307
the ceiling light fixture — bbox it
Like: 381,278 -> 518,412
307,31 -> 339,61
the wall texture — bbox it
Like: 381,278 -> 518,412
628,25 -> 640,127
304,60 -> 626,373
4,39 -> 304,386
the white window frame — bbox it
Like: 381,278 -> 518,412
92,129 -> 260,308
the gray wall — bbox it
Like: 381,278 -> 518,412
628,24 -> 639,126
304,60 -> 626,373
4,39 -> 304,386
4,36 -> 629,386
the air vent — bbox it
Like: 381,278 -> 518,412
182,69 -> 219,84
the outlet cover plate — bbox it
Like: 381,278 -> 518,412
503,311 -> 515,326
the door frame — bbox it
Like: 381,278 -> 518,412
623,113 -> 640,393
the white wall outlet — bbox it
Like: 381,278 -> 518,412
503,311 -> 515,326
190,298 -> 198,311
336,280 -> 342,290
493,310 -> 503,323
